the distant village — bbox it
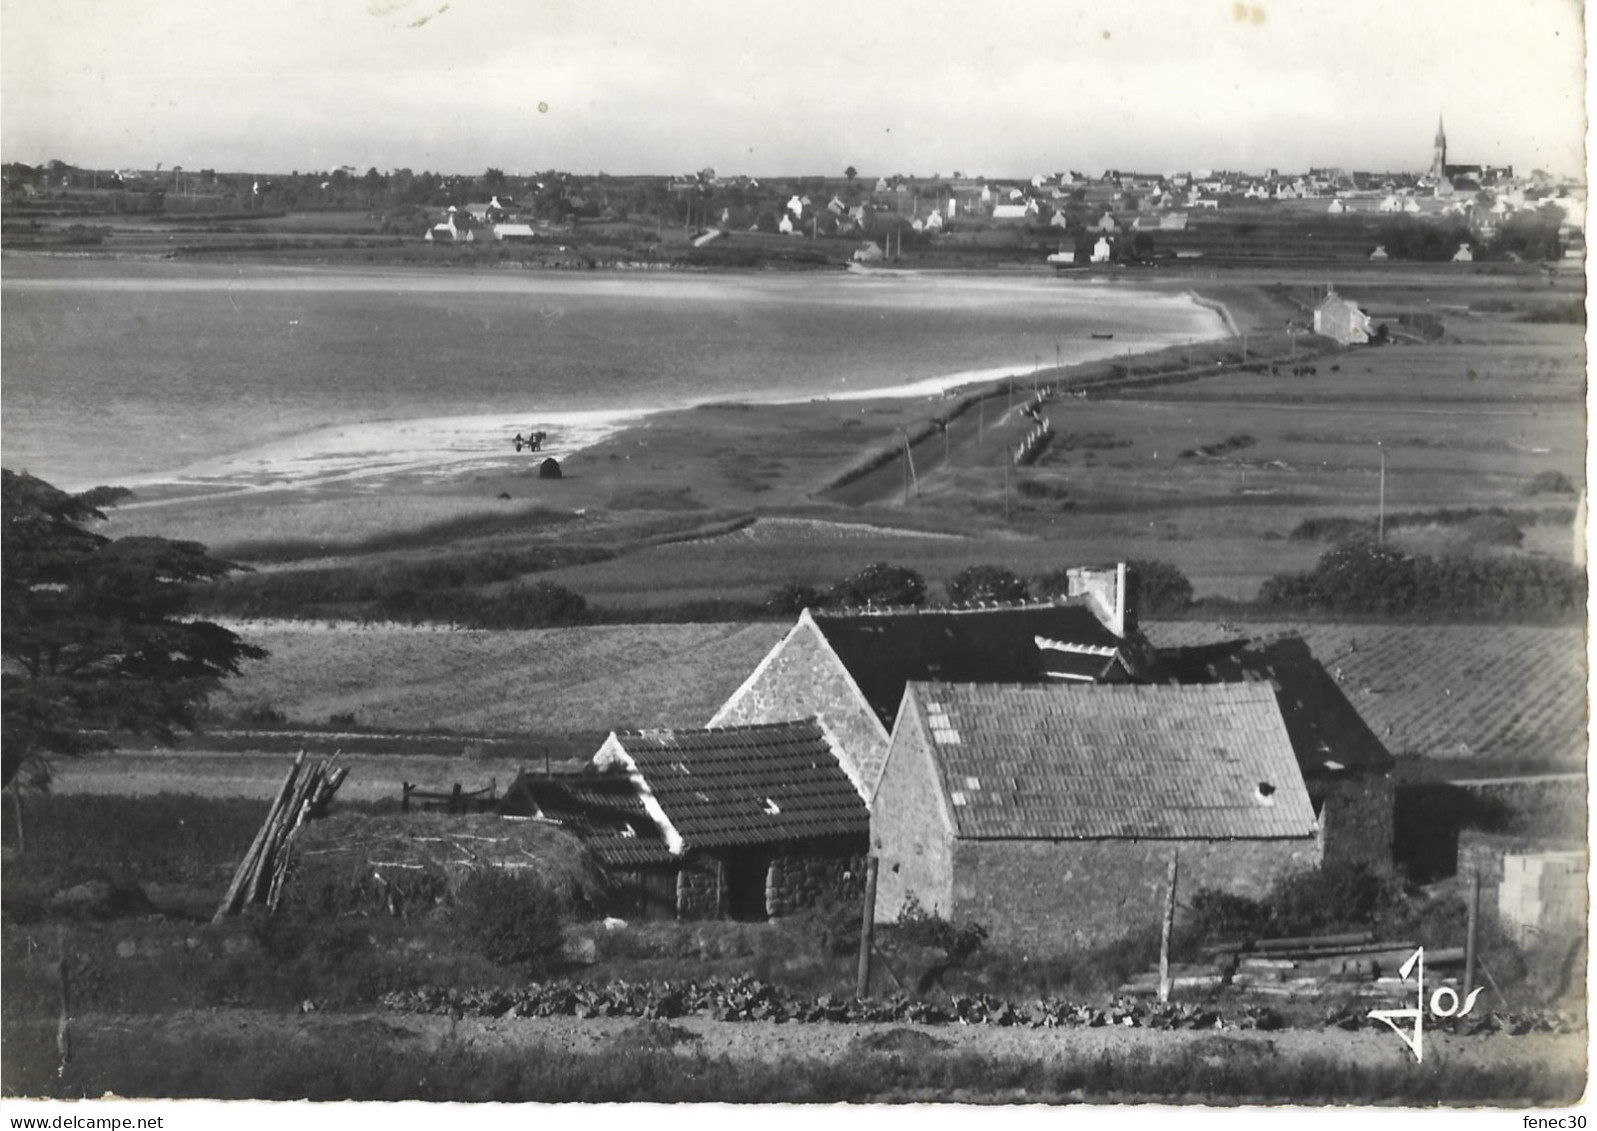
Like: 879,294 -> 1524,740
3,118 -> 1584,267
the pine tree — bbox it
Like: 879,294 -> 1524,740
2,470 -> 267,788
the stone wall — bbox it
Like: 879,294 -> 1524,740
671,843 -> 869,920
870,704 -> 957,922
676,854 -> 723,919
711,619 -> 890,795
1400,776 -> 1587,883
765,840 -> 869,918
1311,773 -> 1395,870
949,836 -> 1323,952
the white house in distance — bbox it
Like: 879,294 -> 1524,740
1091,236 -> 1113,264
1312,289 -> 1373,345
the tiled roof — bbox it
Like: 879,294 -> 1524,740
1157,633 -> 1395,775
1143,621 -> 1584,766
903,682 -> 1317,840
810,604 -> 1158,725
610,720 -> 868,849
498,772 -> 675,867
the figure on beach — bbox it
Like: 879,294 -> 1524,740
513,433 -> 526,452
513,430 -> 548,453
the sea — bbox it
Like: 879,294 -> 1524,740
1,257 -> 1225,492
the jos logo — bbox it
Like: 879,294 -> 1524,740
1368,946 -> 1485,1062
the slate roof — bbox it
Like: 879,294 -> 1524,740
497,772 -> 675,867
903,682 -> 1317,840
810,604 -> 1162,726
606,720 -> 868,849
1157,633 -> 1395,776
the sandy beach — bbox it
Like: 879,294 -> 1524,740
61,285 -> 1233,504
5,255 -> 1236,500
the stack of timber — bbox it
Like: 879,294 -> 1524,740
1217,932 -> 1465,1000
1118,963 -> 1229,997
212,752 -> 348,922
1117,932 -> 1467,1000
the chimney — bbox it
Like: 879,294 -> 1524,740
1063,561 -> 1132,637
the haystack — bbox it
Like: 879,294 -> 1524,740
283,812 -> 609,919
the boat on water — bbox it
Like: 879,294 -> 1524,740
1090,332 -> 1115,340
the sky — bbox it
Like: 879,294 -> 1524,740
0,0 -> 1586,179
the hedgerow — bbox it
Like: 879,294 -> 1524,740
1259,540 -> 1584,620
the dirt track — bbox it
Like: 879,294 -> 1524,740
47,1006 -> 1588,1101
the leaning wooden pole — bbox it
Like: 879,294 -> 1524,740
213,753 -> 302,923
1157,851 -> 1179,1004
1463,869 -> 1480,1002
856,857 -> 879,1000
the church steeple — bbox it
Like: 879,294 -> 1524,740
1431,115 -> 1447,180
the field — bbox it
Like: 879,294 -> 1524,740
43,616 -> 1585,808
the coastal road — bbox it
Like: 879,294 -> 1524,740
824,379 -> 1054,507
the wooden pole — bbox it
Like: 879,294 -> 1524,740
856,857 -> 879,999
1158,851 -> 1179,1003
1378,446 -> 1387,543
1463,869 -> 1480,1002
9,783 -> 23,858
56,948 -> 70,1078
214,753 -> 302,922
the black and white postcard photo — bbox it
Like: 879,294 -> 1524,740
0,0 -> 1588,1119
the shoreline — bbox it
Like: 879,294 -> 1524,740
58,283 -> 1233,504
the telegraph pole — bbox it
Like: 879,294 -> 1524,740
1378,445 -> 1387,543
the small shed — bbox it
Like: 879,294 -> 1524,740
871,682 -> 1321,949
593,719 -> 869,920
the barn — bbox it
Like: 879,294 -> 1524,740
1157,632 -> 1397,869
870,682 -> 1322,949
711,564 -> 1162,797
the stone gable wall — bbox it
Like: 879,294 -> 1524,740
1311,773 -> 1395,870
712,620 -> 889,795
870,709 -> 957,922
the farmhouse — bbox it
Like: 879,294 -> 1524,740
872,682 -> 1321,948
711,565 -> 1162,796
1312,289 -> 1373,344
585,719 -> 869,921
1158,633 -> 1396,869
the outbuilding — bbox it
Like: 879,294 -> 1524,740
711,567 -> 1163,797
870,682 -> 1322,949
1158,632 -> 1396,869
591,719 -> 869,920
